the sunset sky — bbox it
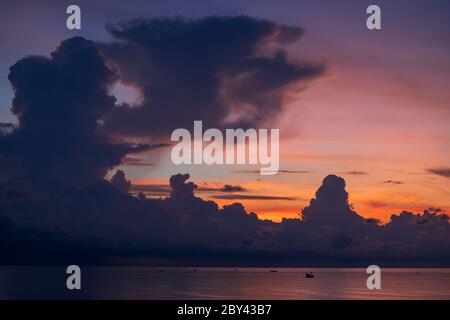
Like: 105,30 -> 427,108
1,0 -> 449,222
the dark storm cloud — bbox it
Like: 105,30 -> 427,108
110,170 -> 131,193
427,167 -> 450,178
0,37 -> 149,186
97,16 -> 324,138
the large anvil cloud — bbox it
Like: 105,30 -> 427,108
98,16 -> 325,138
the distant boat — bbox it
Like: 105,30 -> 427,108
270,270 -> 278,273
305,272 -> 314,278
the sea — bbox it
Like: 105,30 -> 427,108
0,267 -> 449,299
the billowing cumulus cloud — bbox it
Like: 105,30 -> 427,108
97,16 -> 325,138
1,171 -> 449,266
0,37 -> 149,186
300,175 -> 368,229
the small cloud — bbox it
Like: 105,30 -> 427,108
212,194 -> 297,201
428,207 -> 445,214
340,170 -> 369,175
131,183 -> 248,196
122,157 -> 153,167
365,218 -> 381,225
427,167 -> 450,178
278,170 -> 313,174
121,143 -> 169,166
222,184 -> 246,192
235,169 -> 312,175
382,180 -> 404,185
130,184 -> 171,196
366,200 -> 390,208
146,143 -> 171,150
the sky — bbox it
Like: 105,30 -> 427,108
1,1 -> 450,223
0,0 -> 449,254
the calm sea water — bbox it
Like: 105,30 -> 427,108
0,267 -> 449,299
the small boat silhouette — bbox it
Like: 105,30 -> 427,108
270,270 -> 278,273
305,272 -> 314,278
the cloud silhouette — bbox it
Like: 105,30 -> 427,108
130,184 -> 171,195
130,183 -> 248,197
98,16 -> 324,138
222,184 -> 246,192
340,170 -> 369,175
427,167 -> 450,178
213,194 -> 297,201
122,157 -> 154,167
1,170 -> 449,266
0,37 -> 149,186
111,170 -> 131,193
301,175 -> 367,228
235,169 -> 313,175
0,29 -> 449,267
382,180 -> 404,185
